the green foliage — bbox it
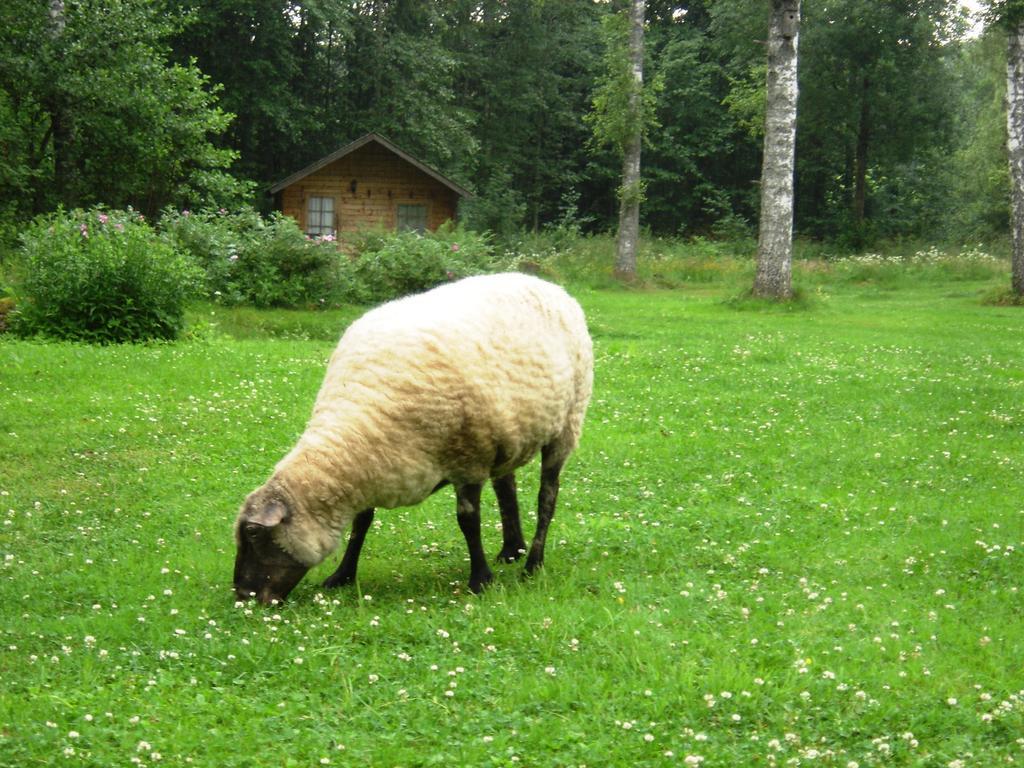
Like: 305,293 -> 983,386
0,0 -> 247,219
160,208 -> 343,309
339,225 -> 497,304
946,32 -> 1011,240
722,64 -> 768,141
445,0 -> 604,230
0,0 -> 1014,246
10,208 -> 200,343
586,7 -> 663,154
459,166 -> 529,237
984,0 -> 1024,27
643,2 -> 762,234
795,0 -> 965,243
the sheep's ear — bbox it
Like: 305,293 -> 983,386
242,499 -> 290,529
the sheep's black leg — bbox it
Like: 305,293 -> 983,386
493,472 -> 526,563
456,483 -> 493,594
322,508 -> 375,589
525,449 -> 564,575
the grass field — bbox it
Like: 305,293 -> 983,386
1,274 -> 1023,766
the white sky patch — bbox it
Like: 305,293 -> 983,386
961,0 -> 985,37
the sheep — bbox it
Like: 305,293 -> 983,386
233,272 -> 593,604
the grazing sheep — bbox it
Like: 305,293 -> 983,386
233,273 -> 593,604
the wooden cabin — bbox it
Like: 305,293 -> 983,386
270,133 -> 470,237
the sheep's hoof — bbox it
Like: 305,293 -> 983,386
468,570 -> 494,595
524,555 -> 543,576
322,571 -> 355,589
495,545 -> 526,564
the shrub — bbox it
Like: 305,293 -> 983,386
339,225 -> 497,304
161,207 -> 343,308
11,208 -> 199,343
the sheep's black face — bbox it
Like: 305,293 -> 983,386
233,498 -> 309,604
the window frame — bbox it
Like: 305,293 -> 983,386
306,195 -> 336,237
396,203 -> 429,234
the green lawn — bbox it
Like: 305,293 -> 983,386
1,278 -> 1022,767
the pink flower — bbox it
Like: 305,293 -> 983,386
97,213 -> 109,225
450,243 -> 460,252
182,210 -> 191,217
79,223 -> 89,238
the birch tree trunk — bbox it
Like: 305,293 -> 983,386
614,0 -> 646,281
753,0 -> 800,300
1008,21 -> 1024,296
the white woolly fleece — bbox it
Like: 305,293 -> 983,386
257,273 -> 593,567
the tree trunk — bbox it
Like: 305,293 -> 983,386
614,0 -> 646,281
753,0 -> 800,300
853,75 -> 870,233
1007,21 -> 1024,296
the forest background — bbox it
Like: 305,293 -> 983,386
0,0 -> 1007,251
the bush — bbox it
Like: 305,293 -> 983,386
339,225 -> 497,304
10,208 -> 199,343
161,207 -> 343,308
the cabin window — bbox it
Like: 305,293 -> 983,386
306,196 -> 335,237
397,204 -> 428,234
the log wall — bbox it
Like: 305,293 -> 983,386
277,142 -> 459,234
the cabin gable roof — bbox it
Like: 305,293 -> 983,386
269,133 -> 471,198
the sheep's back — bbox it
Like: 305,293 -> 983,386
306,274 -> 591,505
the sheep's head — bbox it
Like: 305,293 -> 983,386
233,490 -> 310,604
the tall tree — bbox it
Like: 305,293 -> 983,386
588,1 -> 658,279
1000,2 -> 1024,295
615,0 -> 647,279
753,0 -> 800,299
